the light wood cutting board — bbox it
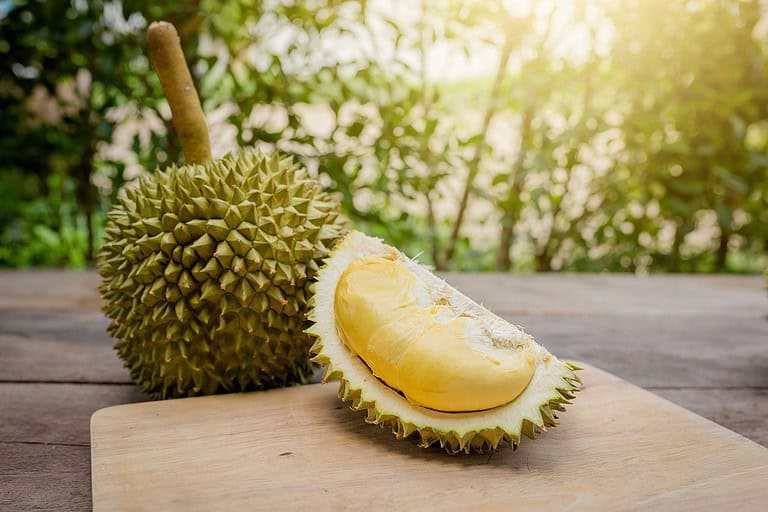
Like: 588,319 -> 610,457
91,363 -> 768,511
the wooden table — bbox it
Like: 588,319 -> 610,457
1,271 -> 766,510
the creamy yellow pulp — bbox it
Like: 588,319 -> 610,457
333,255 -> 535,412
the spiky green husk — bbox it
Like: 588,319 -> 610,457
307,231 -> 581,454
99,150 -> 345,399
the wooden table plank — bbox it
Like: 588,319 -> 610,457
1,384 -> 144,446
2,271 -> 762,316
443,273 -> 765,317
0,310 -> 130,383
0,270 -> 102,311
513,313 -> 768,388
1,272 -> 764,389
3,310 -> 765,388
0,442 -> 91,512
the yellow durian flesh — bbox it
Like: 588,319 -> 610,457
334,255 -> 536,412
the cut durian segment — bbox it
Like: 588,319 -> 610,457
308,231 -> 580,454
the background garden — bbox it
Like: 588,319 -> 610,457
1,0 -> 767,272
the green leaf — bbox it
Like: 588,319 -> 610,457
492,173 -> 509,186
713,199 -> 733,230
714,166 -> 749,194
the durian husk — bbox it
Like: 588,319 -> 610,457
307,231 -> 580,454
99,149 -> 345,399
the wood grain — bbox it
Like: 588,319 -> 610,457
0,384 -> 144,445
0,310 -> 130,383
1,270 -> 759,316
2,272 -> 765,387
512,313 -> 768,388
0,270 -> 101,311
3,309 -> 767,388
442,272 -> 765,316
0,443 -> 91,512
91,364 -> 768,512
654,387 -> 768,447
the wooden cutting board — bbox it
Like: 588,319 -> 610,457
91,363 -> 768,511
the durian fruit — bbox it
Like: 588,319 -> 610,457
98,21 -> 345,398
99,151 -> 344,398
308,231 -> 580,454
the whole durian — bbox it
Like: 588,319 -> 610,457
98,22 -> 345,398
100,151 -> 344,398
307,231 -> 580,454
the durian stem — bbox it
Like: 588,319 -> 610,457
147,21 -> 212,165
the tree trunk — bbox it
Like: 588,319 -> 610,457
76,157 -> 96,264
76,112 -> 98,265
535,254 -> 552,272
496,223 -> 514,271
495,108 -> 533,271
668,222 -> 687,272
445,34 -> 516,267
86,209 -> 95,264
715,230 -> 729,271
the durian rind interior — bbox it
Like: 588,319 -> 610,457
308,231 -> 580,454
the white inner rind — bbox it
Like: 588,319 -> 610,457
308,231 -> 576,434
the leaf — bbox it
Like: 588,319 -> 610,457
492,173 -> 509,186
713,199 -> 733,230
714,166 -> 749,194
347,121 -> 365,137
661,196 -> 696,216
668,178 -> 705,196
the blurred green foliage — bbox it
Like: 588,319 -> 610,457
1,0 -> 766,272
